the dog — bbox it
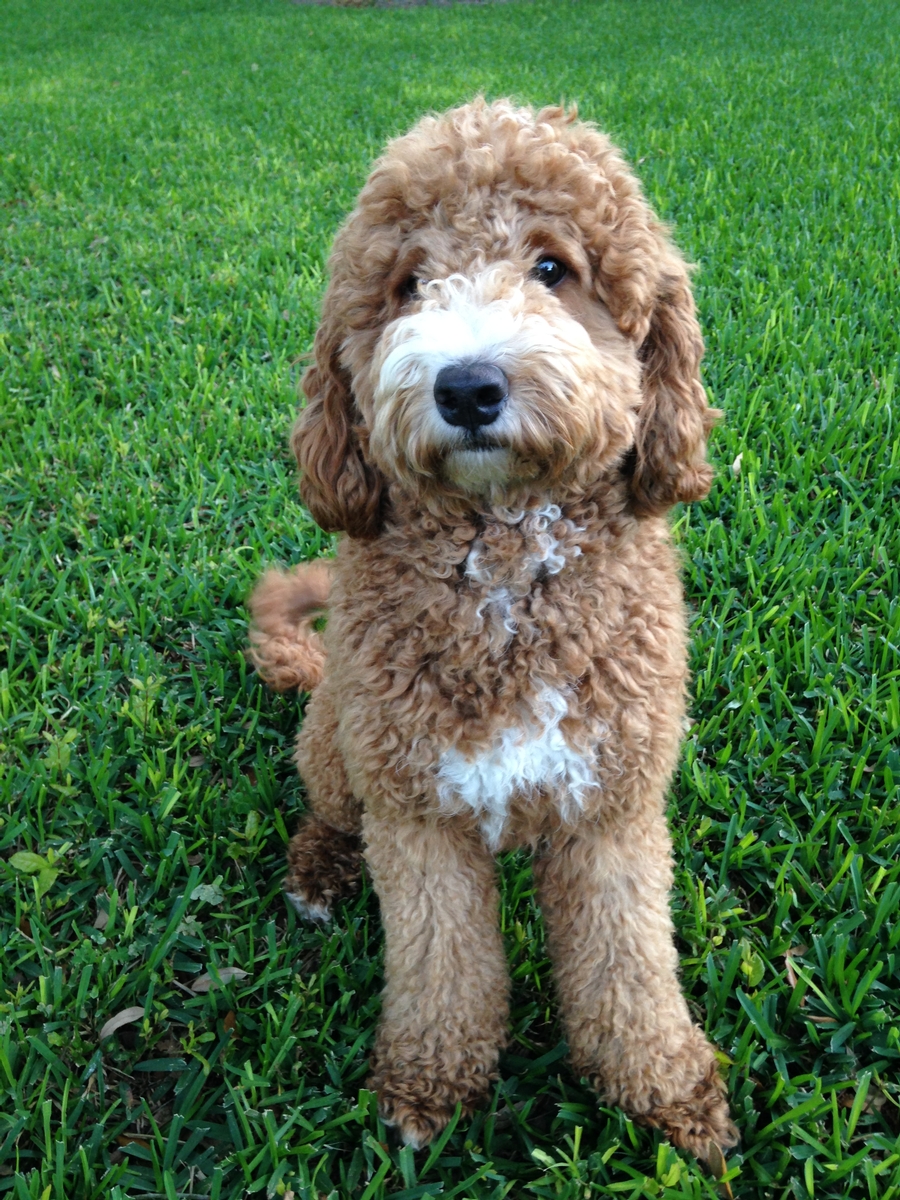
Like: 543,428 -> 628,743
249,98 -> 738,1161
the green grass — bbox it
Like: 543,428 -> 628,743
1,0 -> 899,1196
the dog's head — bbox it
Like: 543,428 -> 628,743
294,99 -> 717,537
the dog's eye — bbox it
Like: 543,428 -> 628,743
531,257 -> 567,288
398,275 -> 420,301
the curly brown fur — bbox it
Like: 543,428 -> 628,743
251,98 -> 735,1158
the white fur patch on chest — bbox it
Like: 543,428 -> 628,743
435,688 -> 597,850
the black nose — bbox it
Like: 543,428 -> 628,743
434,363 -> 508,430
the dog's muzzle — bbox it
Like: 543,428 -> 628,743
434,362 -> 508,432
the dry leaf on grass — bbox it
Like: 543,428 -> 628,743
705,1141 -> 732,1197
99,1007 -> 145,1040
116,1135 -> 151,1149
191,967 -> 249,993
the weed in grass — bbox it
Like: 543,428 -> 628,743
1,0 -> 899,1196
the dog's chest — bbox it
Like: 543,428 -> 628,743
435,685 -> 598,849
434,506 -> 598,848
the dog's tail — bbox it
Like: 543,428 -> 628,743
247,562 -> 332,693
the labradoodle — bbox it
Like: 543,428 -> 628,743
249,98 -> 737,1160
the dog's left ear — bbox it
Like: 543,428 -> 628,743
626,256 -> 720,517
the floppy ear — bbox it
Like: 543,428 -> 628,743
291,315 -> 384,540
626,259 -> 719,517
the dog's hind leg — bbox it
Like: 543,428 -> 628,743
534,813 -> 738,1161
364,812 -> 509,1149
286,684 -> 363,922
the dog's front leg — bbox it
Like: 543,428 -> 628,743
364,812 -> 509,1149
535,814 -> 738,1160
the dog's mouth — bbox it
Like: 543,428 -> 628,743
443,443 -> 513,493
461,431 -> 503,452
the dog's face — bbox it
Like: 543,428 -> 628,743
362,247 -> 641,503
295,101 -> 718,537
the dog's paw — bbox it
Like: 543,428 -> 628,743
285,890 -> 332,923
381,1096 -> 450,1151
640,1060 -> 739,1162
284,816 -> 362,920
372,1062 -> 492,1150
376,1080 -> 460,1150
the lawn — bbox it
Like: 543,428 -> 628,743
1,0 -> 899,1196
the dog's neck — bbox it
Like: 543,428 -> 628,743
379,474 -> 636,587
461,504 -> 584,594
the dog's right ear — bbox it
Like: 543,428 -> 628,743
291,316 -> 384,540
